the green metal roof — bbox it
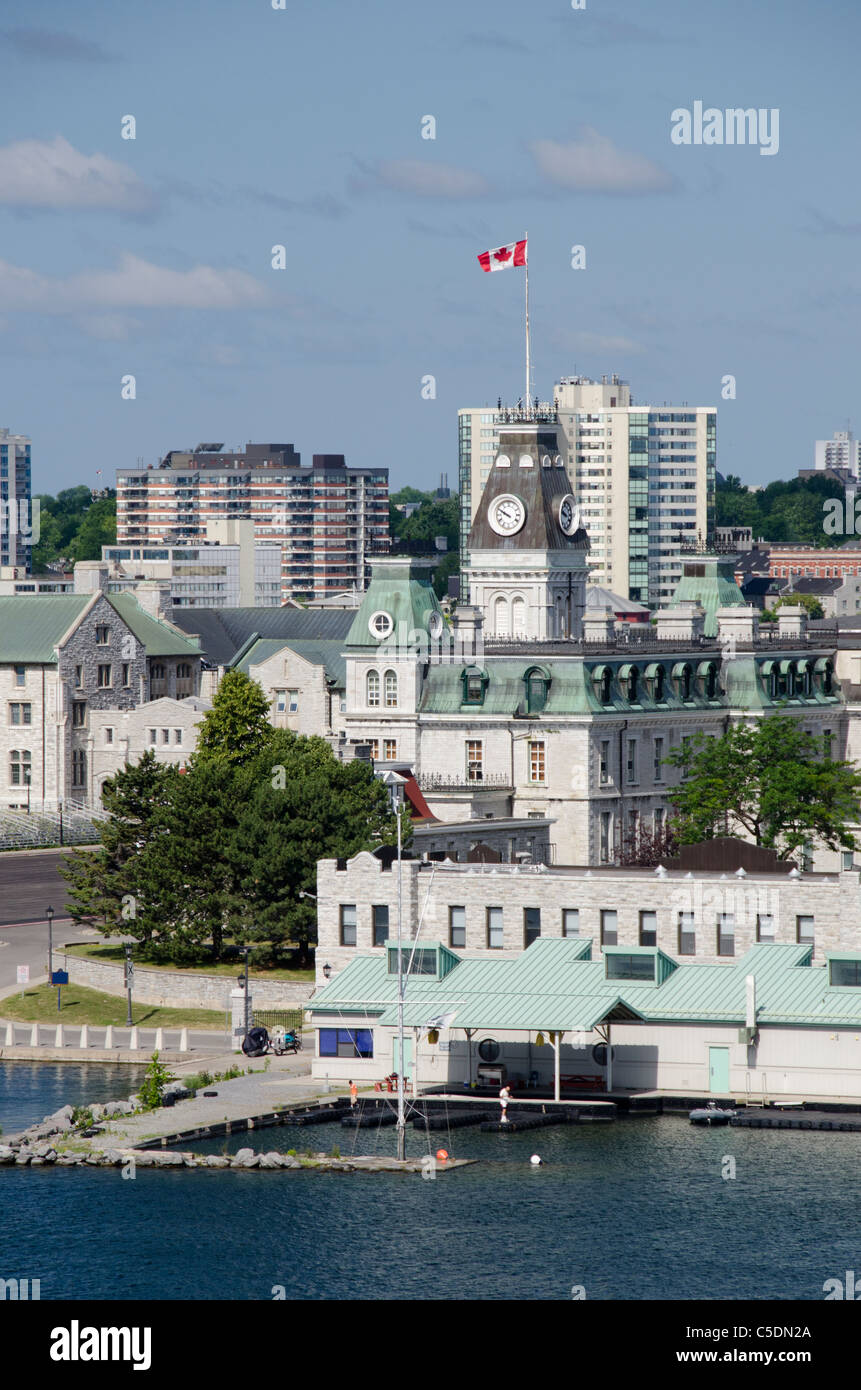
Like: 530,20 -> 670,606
106,594 -> 202,658
345,559 -> 443,650
311,938 -> 861,1032
0,595 -> 90,662
669,554 -> 746,637
231,636 -> 346,688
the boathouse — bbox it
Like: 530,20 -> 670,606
309,939 -> 861,1102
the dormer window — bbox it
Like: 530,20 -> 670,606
815,658 -> 834,695
645,663 -> 666,702
619,664 -> 639,704
673,663 -> 693,702
593,665 -> 613,706
462,666 -> 488,706
524,667 -> 550,714
698,661 -> 719,701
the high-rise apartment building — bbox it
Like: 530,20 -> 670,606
553,376 -> 716,606
0,428 -> 32,573
116,443 -> 389,604
814,430 -> 860,479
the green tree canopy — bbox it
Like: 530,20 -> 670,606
192,669 -> 272,768
762,593 -> 825,622
666,714 -> 861,858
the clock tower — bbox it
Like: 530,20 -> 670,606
466,423 -> 589,640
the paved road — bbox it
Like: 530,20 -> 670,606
0,848 -> 82,925
0,848 -> 102,991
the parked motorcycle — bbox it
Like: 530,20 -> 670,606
271,1027 -> 302,1055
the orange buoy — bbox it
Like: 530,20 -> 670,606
436,1148 -> 449,1163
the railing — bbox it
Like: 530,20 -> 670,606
417,773 -> 513,792
252,1009 -> 306,1033
484,630 -> 838,656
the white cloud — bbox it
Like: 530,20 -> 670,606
0,136 -> 158,213
531,129 -> 675,194
0,253 -> 270,312
367,159 -> 490,198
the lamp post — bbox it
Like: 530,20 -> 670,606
322,963 -> 332,981
46,905 -> 54,983
25,766 -> 31,814
124,943 -> 134,1028
58,799 -> 64,847
382,770 -> 408,1162
238,946 -> 250,1039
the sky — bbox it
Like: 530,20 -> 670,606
1,0 -> 859,495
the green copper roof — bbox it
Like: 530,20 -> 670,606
0,595 -> 90,662
670,554 -> 746,637
345,558 -> 443,650
106,594 -> 202,658
0,593 -> 202,663
311,938 -> 861,1032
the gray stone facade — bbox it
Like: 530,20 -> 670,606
64,952 -> 314,1011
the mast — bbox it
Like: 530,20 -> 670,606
396,789 -> 406,1161
524,231 -> 531,412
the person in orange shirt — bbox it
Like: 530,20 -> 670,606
349,1079 -> 358,1108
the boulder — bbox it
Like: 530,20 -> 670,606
56,1155 -> 83,1166
14,1153 -> 31,1165
128,1152 -> 155,1167
48,1105 -> 75,1130
162,1082 -> 192,1101
152,1151 -> 184,1167
279,1155 -> 300,1169
258,1152 -> 282,1169
231,1149 -> 259,1169
101,1150 -> 126,1165
0,1145 -> 16,1163
90,1104 -> 106,1122
204,1156 -> 230,1169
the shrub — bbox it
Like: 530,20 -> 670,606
138,1052 -> 177,1111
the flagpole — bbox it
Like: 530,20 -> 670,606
524,232 -> 531,413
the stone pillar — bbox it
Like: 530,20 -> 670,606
80,1024 -> 89,1049
129,1026 -> 139,1050
104,1025 -> 113,1048
230,987 -> 252,1045
179,1028 -> 189,1052
30,1023 -> 39,1046
5,1022 -> 14,1045
55,1025 -> 63,1047
154,1028 -> 164,1052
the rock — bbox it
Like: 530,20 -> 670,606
56,1155 -> 83,1165
181,1155 -> 201,1168
29,1156 -> 46,1165
279,1155 -> 300,1169
152,1151 -> 183,1167
258,1152 -> 282,1169
231,1150 -> 259,1169
48,1105 -> 74,1130
0,1145 -> 15,1163
14,1153 -> 31,1165
128,1152 -> 154,1167
104,1100 -> 133,1118
90,1104 -> 106,1121
102,1150 -> 126,1165
162,1082 -> 192,1101
204,1156 -> 230,1168
233,1147 -> 254,1162
33,1142 -> 55,1158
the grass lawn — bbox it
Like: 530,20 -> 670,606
63,941 -> 315,983
1,982 -> 227,1029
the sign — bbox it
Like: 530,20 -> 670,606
51,971 -> 69,986
16,965 -> 29,985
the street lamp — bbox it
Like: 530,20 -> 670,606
322,963 -> 332,981
46,905 -> 54,982
237,946 -> 250,1039
124,943 -> 134,1028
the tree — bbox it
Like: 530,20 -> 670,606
193,669 -> 273,768
762,593 -> 825,622
60,752 -> 181,942
666,714 -> 861,858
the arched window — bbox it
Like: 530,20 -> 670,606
645,664 -> 666,703
592,666 -> 613,706
494,596 -> 509,637
619,665 -> 639,704
177,663 -> 192,680
673,663 -> 693,701
384,670 -> 398,707
151,663 -> 165,681
367,669 -> 380,706
524,667 -> 550,714
511,596 -> 527,635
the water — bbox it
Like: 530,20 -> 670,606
0,1062 -> 148,1136
2,1078 -> 859,1300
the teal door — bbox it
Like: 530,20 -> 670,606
393,1037 -> 413,1081
708,1046 -> 730,1094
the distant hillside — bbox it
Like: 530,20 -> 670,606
717,473 -> 845,547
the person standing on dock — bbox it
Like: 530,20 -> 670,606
499,1084 -> 511,1124
349,1079 -> 358,1108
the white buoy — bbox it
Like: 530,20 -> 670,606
530,1154 -> 543,1166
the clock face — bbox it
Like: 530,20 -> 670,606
489,493 -> 526,536
558,493 -> 581,536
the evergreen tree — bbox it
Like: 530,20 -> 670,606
193,669 -> 273,768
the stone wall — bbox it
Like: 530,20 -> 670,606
316,850 -> 861,984
64,953 -> 315,1011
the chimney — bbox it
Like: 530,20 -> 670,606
716,606 -> 760,647
132,580 -> 172,621
73,561 -> 109,595
655,602 -> 705,642
582,613 -> 616,644
777,604 -> 807,639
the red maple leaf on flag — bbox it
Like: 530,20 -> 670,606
493,246 -> 512,263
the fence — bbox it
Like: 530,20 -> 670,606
252,1009 -> 306,1034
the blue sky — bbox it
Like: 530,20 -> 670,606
1,0 -> 859,493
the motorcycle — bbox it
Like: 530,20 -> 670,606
271,1027 -> 302,1055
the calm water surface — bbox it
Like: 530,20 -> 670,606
2,1070 -> 859,1300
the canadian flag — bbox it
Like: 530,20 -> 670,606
477,239 -> 527,272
